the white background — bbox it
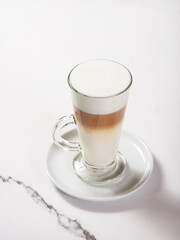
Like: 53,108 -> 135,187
0,0 -> 180,239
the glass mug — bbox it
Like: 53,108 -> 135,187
53,60 -> 132,185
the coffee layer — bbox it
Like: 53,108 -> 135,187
74,106 -> 126,129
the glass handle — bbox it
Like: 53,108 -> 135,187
52,114 -> 81,151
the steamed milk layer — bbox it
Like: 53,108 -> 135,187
74,106 -> 126,166
69,60 -> 131,166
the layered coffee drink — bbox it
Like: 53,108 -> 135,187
69,60 -> 132,167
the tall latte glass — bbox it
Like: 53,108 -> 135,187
53,60 -> 132,184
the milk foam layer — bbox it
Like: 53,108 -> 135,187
69,60 -> 131,97
69,60 -> 132,115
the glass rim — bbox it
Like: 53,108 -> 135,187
67,59 -> 133,99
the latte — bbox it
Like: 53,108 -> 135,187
68,60 -> 131,166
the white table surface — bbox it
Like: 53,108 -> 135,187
0,0 -> 180,239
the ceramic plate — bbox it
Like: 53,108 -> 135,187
46,129 -> 153,201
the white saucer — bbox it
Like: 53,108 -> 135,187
46,129 -> 153,202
